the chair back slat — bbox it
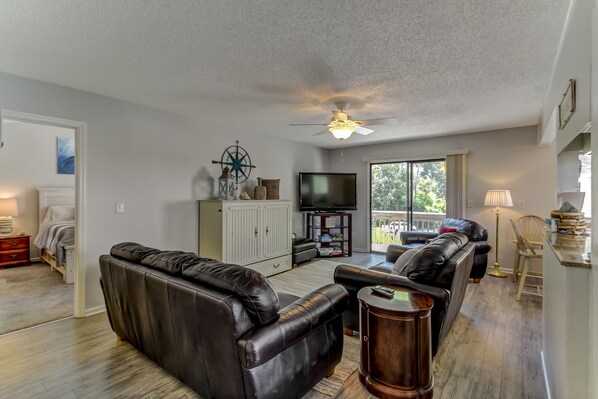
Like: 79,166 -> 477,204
512,215 -> 545,245
511,219 -> 537,256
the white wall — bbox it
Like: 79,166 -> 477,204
0,72 -> 329,311
539,0 -> 593,153
537,0 -> 597,396
0,121 -> 75,258
329,126 -> 557,272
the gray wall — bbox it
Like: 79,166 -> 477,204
0,71 -> 329,310
329,126 -> 556,273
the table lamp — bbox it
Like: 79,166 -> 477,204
484,189 -> 513,278
0,198 -> 19,235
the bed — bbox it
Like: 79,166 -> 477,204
33,188 -> 75,284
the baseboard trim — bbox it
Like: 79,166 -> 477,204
353,247 -> 368,253
541,351 -> 552,399
85,305 -> 106,317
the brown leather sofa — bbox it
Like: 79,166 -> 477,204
333,233 -> 474,355
99,242 -> 349,399
384,217 -> 491,282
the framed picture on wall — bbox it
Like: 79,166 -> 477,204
558,79 -> 576,130
57,137 -> 75,175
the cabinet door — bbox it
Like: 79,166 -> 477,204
223,204 -> 261,265
262,202 -> 291,259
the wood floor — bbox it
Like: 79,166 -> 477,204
0,252 -> 545,398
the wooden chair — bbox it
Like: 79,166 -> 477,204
511,215 -> 545,282
511,220 -> 543,301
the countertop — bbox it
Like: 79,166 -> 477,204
543,231 -> 592,269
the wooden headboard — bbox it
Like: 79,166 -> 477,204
37,187 -> 75,225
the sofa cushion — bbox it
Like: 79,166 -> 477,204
183,261 -> 280,325
392,248 -> 422,276
141,250 -> 202,275
403,233 -> 468,285
110,242 -> 160,263
440,218 -> 487,241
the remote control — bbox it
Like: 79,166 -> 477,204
371,286 -> 395,299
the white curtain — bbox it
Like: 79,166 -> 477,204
445,153 -> 467,218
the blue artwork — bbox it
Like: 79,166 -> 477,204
57,137 -> 75,175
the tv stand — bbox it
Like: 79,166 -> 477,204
307,213 -> 352,258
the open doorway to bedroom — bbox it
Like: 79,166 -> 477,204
0,119 -> 76,335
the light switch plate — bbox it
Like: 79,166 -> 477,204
115,202 -> 125,214
467,200 -> 473,208
518,200 -> 525,208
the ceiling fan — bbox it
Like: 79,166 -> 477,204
290,101 -> 398,140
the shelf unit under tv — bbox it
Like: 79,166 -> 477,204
307,213 -> 352,258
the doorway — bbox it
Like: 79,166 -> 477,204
370,159 -> 446,252
0,109 -> 86,335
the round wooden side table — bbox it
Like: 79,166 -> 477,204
357,286 -> 434,399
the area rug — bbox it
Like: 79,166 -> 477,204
268,259 -> 361,397
0,263 -> 73,335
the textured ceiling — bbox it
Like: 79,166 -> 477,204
0,1 -> 570,148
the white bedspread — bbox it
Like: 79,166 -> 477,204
34,220 -> 75,258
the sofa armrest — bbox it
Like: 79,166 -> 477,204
400,231 -> 438,245
473,241 -> 491,255
385,244 -> 410,263
237,283 -> 348,368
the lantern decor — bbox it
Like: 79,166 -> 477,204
212,141 -> 256,200
218,167 -> 234,200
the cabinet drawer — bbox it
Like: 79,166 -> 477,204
246,255 -> 291,277
0,237 -> 28,251
0,249 -> 29,262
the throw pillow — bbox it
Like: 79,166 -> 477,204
438,226 -> 458,235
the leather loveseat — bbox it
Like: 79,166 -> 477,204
99,242 -> 349,399
386,217 -> 491,282
334,233 -> 474,355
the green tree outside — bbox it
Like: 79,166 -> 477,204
371,160 -> 446,213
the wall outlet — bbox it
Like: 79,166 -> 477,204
518,200 -> 525,208
115,202 -> 125,214
467,199 -> 473,208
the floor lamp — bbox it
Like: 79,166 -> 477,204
484,189 -> 513,278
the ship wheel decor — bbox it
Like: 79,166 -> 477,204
212,140 -> 256,186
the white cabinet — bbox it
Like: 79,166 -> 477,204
198,200 -> 292,276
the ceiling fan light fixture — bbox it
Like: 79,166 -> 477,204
329,126 -> 354,140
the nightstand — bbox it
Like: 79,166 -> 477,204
0,235 -> 31,268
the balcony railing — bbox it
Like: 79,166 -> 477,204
371,210 -> 445,252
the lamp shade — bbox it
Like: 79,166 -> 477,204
484,190 -> 513,207
329,126 -> 354,140
0,198 -> 18,216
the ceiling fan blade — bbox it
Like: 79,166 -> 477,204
312,129 -> 330,137
356,117 -> 398,127
355,126 -> 374,135
289,123 -> 329,126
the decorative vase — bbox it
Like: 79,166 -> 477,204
254,177 -> 267,200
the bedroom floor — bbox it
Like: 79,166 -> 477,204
0,263 -> 73,335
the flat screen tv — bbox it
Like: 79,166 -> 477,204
298,172 -> 357,211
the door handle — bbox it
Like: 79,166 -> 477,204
265,226 -> 269,235
255,227 -> 258,237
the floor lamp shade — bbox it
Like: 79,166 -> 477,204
0,198 -> 19,234
484,189 -> 512,278
484,190 -> 513,207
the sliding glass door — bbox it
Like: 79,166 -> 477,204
370,159 -> 446,252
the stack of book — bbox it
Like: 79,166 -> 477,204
550,211 -> 586,235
